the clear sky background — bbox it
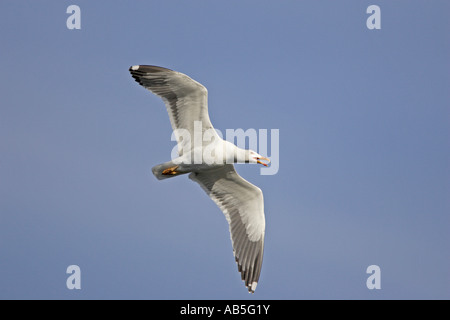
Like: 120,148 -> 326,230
0,1 -> 449,300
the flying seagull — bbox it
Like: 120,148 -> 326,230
129,65 -> 270,293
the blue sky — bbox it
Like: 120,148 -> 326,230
0,1 -> 449,299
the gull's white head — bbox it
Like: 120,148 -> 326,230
228,143 -> 270,166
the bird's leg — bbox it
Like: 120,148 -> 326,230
162,165 -> 179,175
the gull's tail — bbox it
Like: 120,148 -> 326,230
151,160 -> 187,180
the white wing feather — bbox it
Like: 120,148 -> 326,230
129,65 -> 218,155
189,165 -> 265,293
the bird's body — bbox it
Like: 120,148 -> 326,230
129,65 -> 269,293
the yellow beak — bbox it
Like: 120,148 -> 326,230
256,156 -> 270,167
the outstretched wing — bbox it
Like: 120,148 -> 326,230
189,165 -> 266,293
129,65 -> 217,155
